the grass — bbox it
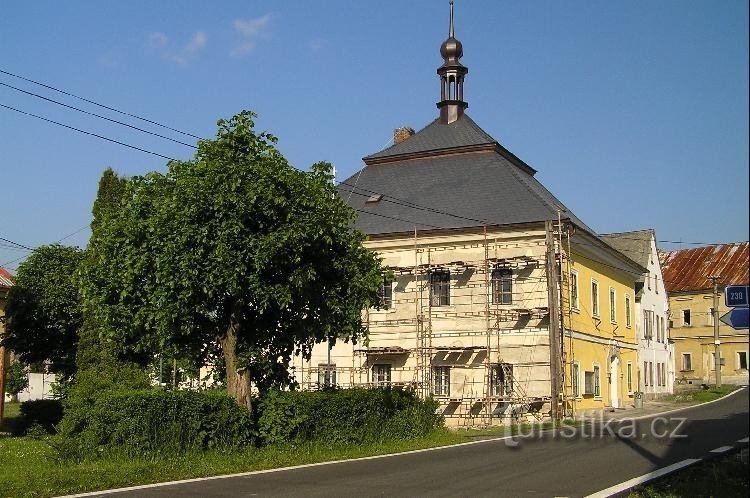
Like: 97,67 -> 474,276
629,449 -> 749,498
661,385 -> 738,404
0,401 -> 22,434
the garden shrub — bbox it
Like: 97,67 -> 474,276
258,388 -> 442,445
57,389 -> 256,457
15,399 -> 64,435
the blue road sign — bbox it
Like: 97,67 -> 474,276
725,285 -> 749,308
719,307 -> 749,330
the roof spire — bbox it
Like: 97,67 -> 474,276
437,1 -> 468,123
449,0 -> 455,37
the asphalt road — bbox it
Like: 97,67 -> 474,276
83,388 -> 749,498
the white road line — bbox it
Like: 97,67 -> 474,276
710,445 -> 734,453
737,437 -> 749,443
584,459 -> 701,498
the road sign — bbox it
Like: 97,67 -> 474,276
719,307 -> 749,330
725,285 -> 749,308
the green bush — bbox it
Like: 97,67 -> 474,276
258,388 -> 442,445
57,389 -> 256,458
16,399 -> 64,435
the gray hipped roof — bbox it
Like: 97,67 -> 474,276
600,230 -> 654,268
363,114 -> 496,160
339,114 -> 593,236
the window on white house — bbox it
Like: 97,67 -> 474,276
627,362 -> 633,393
490,363 -> 513,397
372,364 -> 391,386
644,310 -> 654,340
738,352 -> 748,370
661,316 -> 667,341
609,287 -> 616,323
625,296 -> 632,328
649,362 -> 654,387
591,280 -> 599,317
429,270 -> 450,307
682,353 -> 692,371
318,364 -> 336,388
647,272 -> 651,290
572,362 -> 580,397
683,309 -> 691,326
491,267 -> 513,305
570,271 -> 579,310
432,366 -> 450,396
643,361 -> 649,387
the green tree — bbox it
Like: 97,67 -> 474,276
1,244 -> 83,380
5,361 -> 29,401
80,111 -> 383,410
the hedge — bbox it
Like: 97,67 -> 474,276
57,389 -> 256,457
258,388 -> 442,445
15,399 -> 64,435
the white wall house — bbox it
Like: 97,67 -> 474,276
602,230 -> 674,398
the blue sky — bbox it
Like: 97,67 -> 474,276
1,0 -> 748,270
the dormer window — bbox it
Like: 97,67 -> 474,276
365,194 -> 383,203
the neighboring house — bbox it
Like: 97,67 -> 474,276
602,230 -> 674,398
0,267 -> 13,419
659,243 -> 749,388
291,6 -> 646,425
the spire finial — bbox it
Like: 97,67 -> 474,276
449,1 -> 455,38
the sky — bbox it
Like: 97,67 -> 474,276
1,0 -> 748,271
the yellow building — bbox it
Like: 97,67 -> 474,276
659,243 -> 749,388
293,5 -> 646,425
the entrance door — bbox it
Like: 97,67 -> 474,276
610,357 -> 620,408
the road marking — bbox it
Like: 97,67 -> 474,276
737,437 -> 749,443
610,386 -> 746,422
584,459 -> 701,498
710,445 -> 734,453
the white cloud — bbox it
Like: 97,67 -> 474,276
231,14 -> 271,57
147,30 -> 207,66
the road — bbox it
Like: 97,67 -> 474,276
79,388 -> 749,497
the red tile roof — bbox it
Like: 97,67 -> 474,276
0,267 -> 13,290
658,242 -> 749,293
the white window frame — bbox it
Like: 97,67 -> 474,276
737,351 -> 748,370
591,279 -> 600,318
491,267 -> 513,305
707,307 -> 715,326
626,361 -> 633,394
682,309 -> 691,327
572,361 -> 581,398
625,295 -> 632,328
372,363 -> 392,387
318,363 -> 337,388
432,366 -> 450,396
429,269 -> 451,307
570,270 -> 579,311
593,363 -> 601,399
609,287 -> 617,324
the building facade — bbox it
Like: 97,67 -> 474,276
659,243 -> 749,388
602,230 -> 674,398
0,267 -> 14,420
291,6 -> 645,425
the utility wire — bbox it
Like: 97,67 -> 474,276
0,103 -> 179,161
0,81 -> 197,148
0,67 -> 203,140
0,224 -> 90,269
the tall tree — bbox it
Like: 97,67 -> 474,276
1,244 -> 83,379
80,111 -> 383,410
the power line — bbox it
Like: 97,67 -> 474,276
0,237 -> 33,251
0,67 -> 203,140
0,102 -> 179,161
0,224 -> 90,269
0,81 -> 197,148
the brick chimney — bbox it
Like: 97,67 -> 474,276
393,127 -> 415,144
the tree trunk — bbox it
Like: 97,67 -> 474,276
220,321 -> 253,413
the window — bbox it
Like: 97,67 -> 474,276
372,364 -> 391,386
738,352 -> 748,370
682,353 -> 692,371
609,288 -> 616,323
627,362 -> 633,393
429,270 -> 450,307
661,316 -> 666,341
378,275 -> 393,309
711,353 -> 724,370
432,366 -> 450,396
682,309 -> 691,326
593,365 -> 601,397
570,271 -> 579,310
643,361 -> 649,387
591,280 -> 600,317
491,267 -> 513,305
647,272 -> 651,290
707,307 -> 715,326
649,362 -> 654,387
584,371 -> 595,395
656,315 -> 662,342
625,296 -> 632,328
643,310 -> 654,340
318,364 -> 336,388
572,362 -> 580,397
661,363 -> 666,386
490,363 -> 513,396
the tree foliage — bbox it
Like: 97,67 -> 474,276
80,111 -> 383,409
2,244 -> 83,379
5,361 -> 29,398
